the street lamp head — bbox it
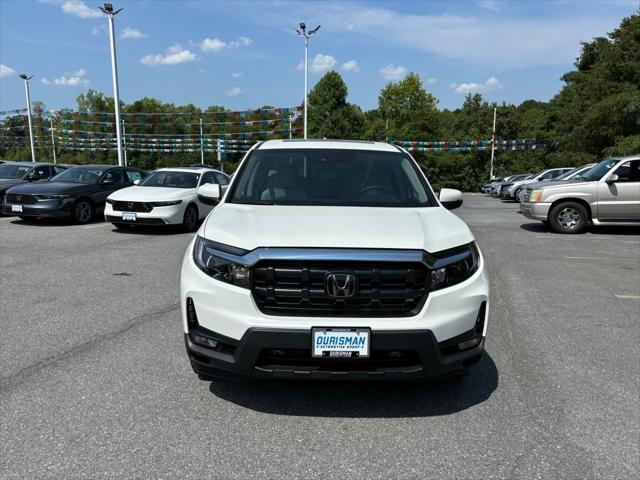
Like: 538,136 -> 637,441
19,74 -> 33,81
103,3 -> 113,12
299,22 -> 306,32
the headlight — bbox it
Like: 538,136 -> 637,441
193,235 -> 251,288
150,200 -> 182,207
106,198 -> 115,205
529,190 -> 543,203
429,242 -> 479,291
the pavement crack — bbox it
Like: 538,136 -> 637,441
0,302 -> 180,392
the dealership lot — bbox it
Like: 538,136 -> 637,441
0,194 -> 638,479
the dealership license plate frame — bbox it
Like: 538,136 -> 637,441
11,205 -> 23,213
122,212 -> 137,221
311,327 -> 371,359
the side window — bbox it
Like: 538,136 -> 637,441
611,161 -> 640,183
104,169 -> 123,184
32,165 -> 50,178
214,172 -> 229,185
53,166 -> 67,175
125,169 -> 143,183
540,171 -> 556,180
200,171 -> 216,185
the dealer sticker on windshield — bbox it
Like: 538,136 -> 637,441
122,212 -> 136,221
312,328 -> 370,358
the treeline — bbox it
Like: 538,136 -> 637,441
1,13 -> 638,190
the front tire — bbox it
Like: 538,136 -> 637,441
73,199 -> 94,224
182,204 -> 199,232
549,202 -> 588,234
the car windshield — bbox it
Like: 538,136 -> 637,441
580,159 -> 619,181
52,167 -> 105,184
555,164 -> 593,181
509,174 -> 528,181
0,164 -> 31,179
230,148 -> 435,207
139,171 -> 200,188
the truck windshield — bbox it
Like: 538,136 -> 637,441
229,148 -> 436,207
580,159 -> 619,181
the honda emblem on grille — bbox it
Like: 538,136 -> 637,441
16,195 -> 22,203
127,202 -> 133,209
326,273 -> 357,298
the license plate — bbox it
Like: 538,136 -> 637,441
11,205 -> 23,213
122,212 -> 136,221
312,328 -> 370,358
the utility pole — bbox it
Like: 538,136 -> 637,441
217,139 -> 222,172
199,117 -> 204,164
19,74 -> 36,162
489,107 -> 497,180
49,118 -> 56,163
295,22 -> 320,139
289,114 -> 293,139
99,3 -> 124,166
121,118 -> 127,166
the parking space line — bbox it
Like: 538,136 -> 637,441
564,256 -> 601,260
614,294 -> 640,300
84,223 -> 110,229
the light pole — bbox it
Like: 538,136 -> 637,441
99,3 -> 124,166
489,107 -> 497,180
19,74 -> 36,162
295,22 -> 320,139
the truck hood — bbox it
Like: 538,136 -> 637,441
108,186 -> 193,201
202,203 -> 474,253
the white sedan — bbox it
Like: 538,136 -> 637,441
105,167 -> 229,231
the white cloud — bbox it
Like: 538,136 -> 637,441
310,54 -> 337,73
379,64 -> 407,81
231,72 -> 243,79
226,86 -> 242,96
121,27 -> 146,40
201,36 -> 253,52
426,78 -> 437,84
452,76 -> 502,94
41,68 -> 89,87
342,60 -> 360,72
478,0 -> 501,12
61,1 -> 101,19
141,44 -> 197,66
201,38 -> 226,52
0,64 -> 16,78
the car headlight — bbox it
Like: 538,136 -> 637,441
106,198 -> 115,205
428,242 -> 479,291
35,194 -> 69,200
529,190 -> 543,203
150,200 -> 182,207
193,235 -> 251,288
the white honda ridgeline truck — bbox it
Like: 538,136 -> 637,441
181,139 -> 489,381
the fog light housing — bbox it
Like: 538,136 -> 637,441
457,337 -> 482,351
191,334 -> 219,349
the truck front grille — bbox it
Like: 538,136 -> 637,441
251,261 -> 429,317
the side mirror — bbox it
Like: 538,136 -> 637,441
197,183 -> 221,205
26,173 -> 41,182
133,179 -> 141,185
606,173 -> 619,184
439,188 -> 463,210
101,177 -> 115,185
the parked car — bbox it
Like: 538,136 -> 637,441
500,167 -> 574,201
105,166 -> 230,231
181,139 -> 488,382
491,174 -> 531,196
2,165 -> 147,223
520,156 -> 640,233
0,162 -> 68,203
515,163 -> 597,202
481,176 -> 506,194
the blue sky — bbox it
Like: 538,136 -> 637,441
0,0 -> 637,112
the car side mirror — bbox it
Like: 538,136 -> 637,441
133,179 -> 140,185
26,173 -> 41,182
101,177 -> 115,185
606,173 -> 619,184
197,183 -> 221,205
439,188 -> 463,210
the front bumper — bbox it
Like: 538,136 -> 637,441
185,327 -> 485,381
181,241 -> 490,380
104,203 -> 185,225
1,199 -> 71,218
520,202 -> 551,221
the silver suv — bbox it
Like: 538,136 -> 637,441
520,156 -> 640,233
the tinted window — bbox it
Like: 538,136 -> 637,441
214,172 -> 229,185
230,148 -> 435,207
139,171 -> 200,188
31,165 -> 50,178
125,169 -> 143,183
612,161 -> 639,182
53,166 -> 67,175
103,169 -> 123,183
200,171 -> 216,185
0,164 -> 31,179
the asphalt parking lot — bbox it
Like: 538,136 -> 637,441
1,194 -> 638,479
